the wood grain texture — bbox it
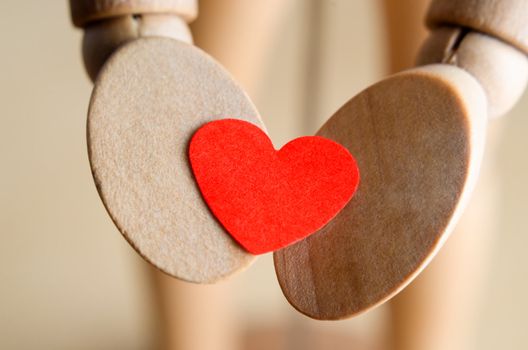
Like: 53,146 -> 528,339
273,64 -> 487,320
418,27 -> 528,118
88,37 -> 262,283
70,0 -> 197,27
426,0 -> 528,54
83,14 -> 192,81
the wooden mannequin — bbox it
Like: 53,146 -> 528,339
382,1 -> 489,349
383,1 -> 526,349
70,0 -> 290,348
69,0 -> 528,348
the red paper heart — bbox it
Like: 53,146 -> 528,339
189,119 -> 359,254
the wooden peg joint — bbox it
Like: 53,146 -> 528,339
70,0 -> 198,28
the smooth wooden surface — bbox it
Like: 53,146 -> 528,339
88,37 -> 262,283
70,0 -> 197,27
418,28 -> 528,118
82,14 -> 192,81
427,0 -> 528,54
274,64 -> 487,320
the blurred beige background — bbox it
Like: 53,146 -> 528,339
0,1 -> 527,349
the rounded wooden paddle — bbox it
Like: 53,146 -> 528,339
88,37 -> 263,283
273,64 -> 488,320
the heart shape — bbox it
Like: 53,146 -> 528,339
189,119 -> 359,254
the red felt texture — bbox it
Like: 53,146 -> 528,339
189,119 -> 360,255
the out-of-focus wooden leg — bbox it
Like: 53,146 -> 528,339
150,1 -> 291,349
191,0 -> 292,94
152,269 -> 239,350
381,0 -> 499,349
380,0 -> 429,73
